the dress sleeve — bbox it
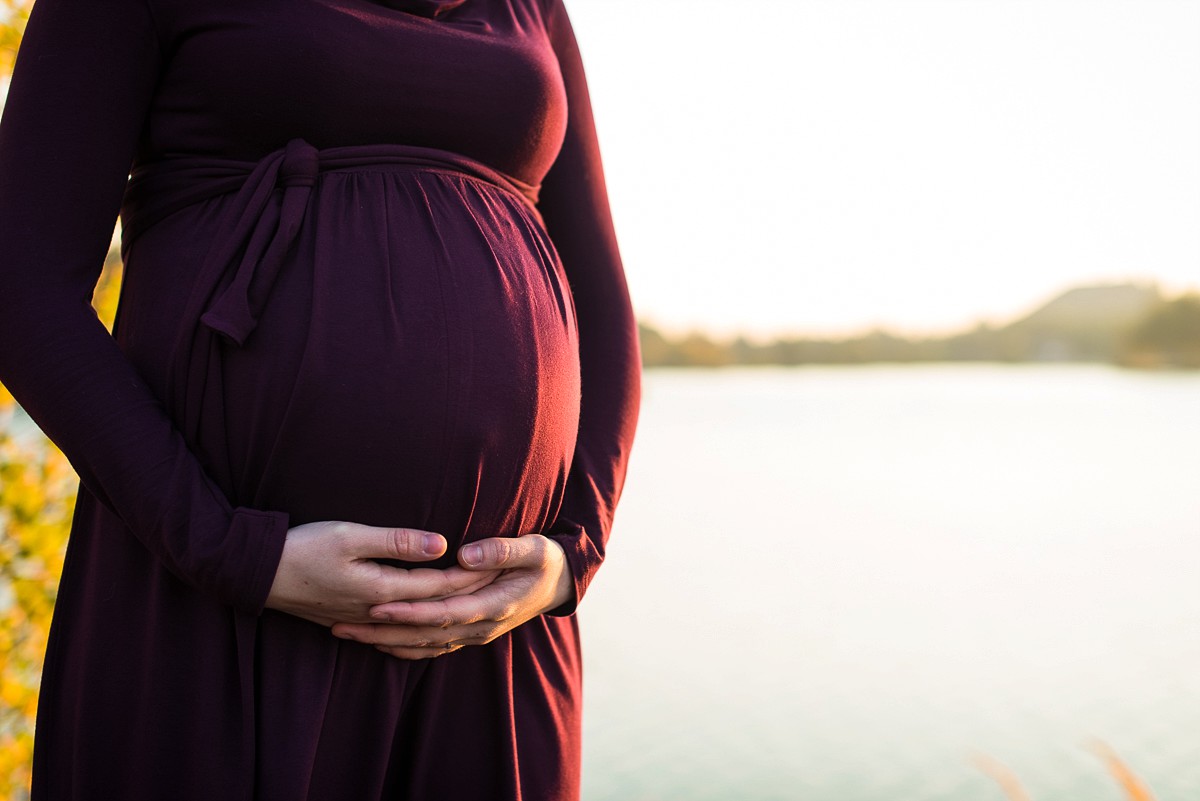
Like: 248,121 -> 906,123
538,0 -> 641,615
0,0 -> 289,615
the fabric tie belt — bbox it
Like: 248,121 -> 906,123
121,138 -> 542,346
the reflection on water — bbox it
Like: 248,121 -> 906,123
580,365 -> 1200,801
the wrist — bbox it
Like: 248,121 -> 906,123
543,536 -> 576,612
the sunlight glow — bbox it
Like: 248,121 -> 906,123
568,0 -> 1200,337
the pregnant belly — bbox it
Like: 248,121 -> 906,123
118,169 -> 581,558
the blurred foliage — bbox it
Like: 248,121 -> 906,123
0,238 -> 121,799
0,0 -> 33,78
0,412 -> 72,797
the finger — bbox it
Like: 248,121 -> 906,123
365,594 -> 493,628
356,565 -> 499,608
360,565 -> 499,608
458,535 -> 542,571
367,569 -> 501,617
375,643 -> 468,660
340,524 -> 446,562
369,576 -> 532,627
332,621 -> 495,649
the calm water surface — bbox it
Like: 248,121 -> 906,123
580,365 -> 1200,801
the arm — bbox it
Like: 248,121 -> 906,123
536,0 -> 641,614
0,0 -> 289,614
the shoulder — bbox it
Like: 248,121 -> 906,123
523,0 -> 571,42
507,0 -> 566,29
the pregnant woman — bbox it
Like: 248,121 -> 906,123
0,0 -> 640,798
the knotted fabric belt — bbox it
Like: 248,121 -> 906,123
121,138 -> 542,346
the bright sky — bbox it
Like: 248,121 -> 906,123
566,0 -> 1200,338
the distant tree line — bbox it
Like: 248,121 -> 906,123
1120,295 -> 1200,369
639,285 -> 1200,369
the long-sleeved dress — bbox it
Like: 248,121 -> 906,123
0,0 -> 640,797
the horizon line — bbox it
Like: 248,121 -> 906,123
638,278 -> 1198,344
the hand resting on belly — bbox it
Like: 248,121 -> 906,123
266,521 -> 573,659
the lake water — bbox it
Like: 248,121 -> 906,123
579,365 -> 1200,800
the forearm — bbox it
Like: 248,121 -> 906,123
0,0 -> 289,614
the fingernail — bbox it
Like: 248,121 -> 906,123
423,533 -> 442,555
335,630 -> 356,641
462,544 -> 483,566
370,610 -> 389,621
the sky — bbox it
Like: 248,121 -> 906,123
565,0 -> 1200,338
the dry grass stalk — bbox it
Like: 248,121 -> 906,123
971,753 -> 1033,801
972,743 -> 1159,801
1089,740 -> 1158,801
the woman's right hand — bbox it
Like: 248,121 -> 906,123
264,521 -> 500,627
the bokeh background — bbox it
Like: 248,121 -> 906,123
2,0 -> 1199,798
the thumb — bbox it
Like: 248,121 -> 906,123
341,523 -> 446,562
458,536 -> 538,571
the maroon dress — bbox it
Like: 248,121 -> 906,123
0,0 -> 640,798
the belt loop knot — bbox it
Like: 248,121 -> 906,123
279,138 -> 319,188
200,138 -> 319,345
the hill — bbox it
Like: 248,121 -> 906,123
640,283 -> 1196,368
998,283 -> 1161,361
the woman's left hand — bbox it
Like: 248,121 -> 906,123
329,533 -> 574,659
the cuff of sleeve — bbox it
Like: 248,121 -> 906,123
219,507 -> 290,616
545,522 -> 600,617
